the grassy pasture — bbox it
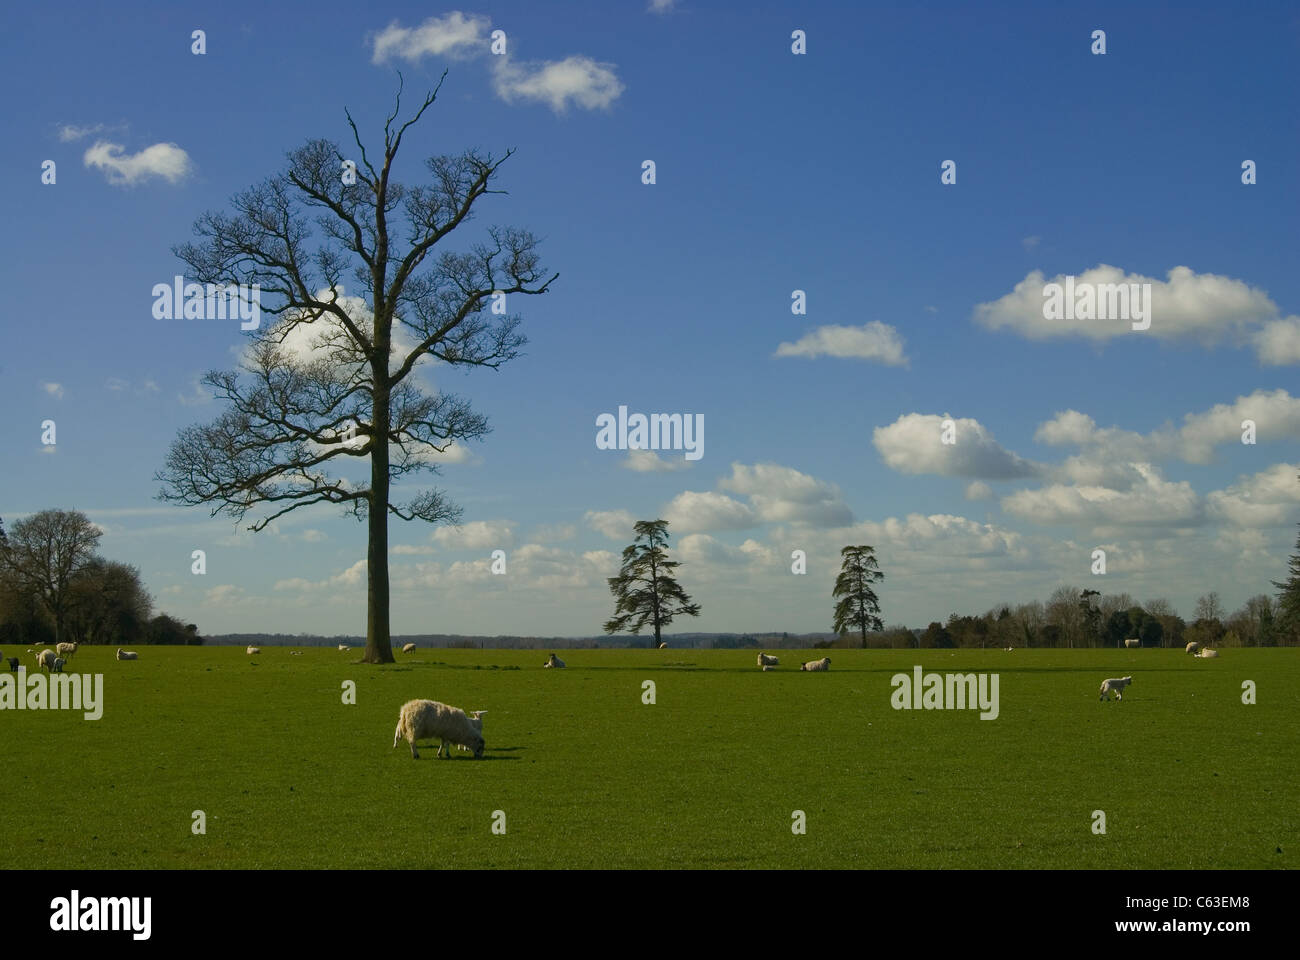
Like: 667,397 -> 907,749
1,646 -> 1295,869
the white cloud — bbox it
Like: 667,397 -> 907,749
299,529 -> 327,543
1021,236 -> 1041,251
1206,463 -> 1300,528
584,509 -> 635,540
83,140 -> 192,186
1254,315 -> 1300,366
873,413 -> 1040,479
1001,464 -> 1202,532
530,523 -> 576,542
391,544 -> 437,555
774,322 -> 908,366
623,449 -> 691,472
274,559 -> 366,593
677,534 -> 774,568
177,377 -> 212,406
432,519 -> 514,550
58,123 -> 107,142
41,382 -> 64,400
491,54 -> 624,112
965,481 -> 993,500
663,490 -> 757,532
974,264 -> 1277,344
648,0 -> 677,12
203,584 -> 245,605
718,462 -> 853,527
371,12 -> 489,63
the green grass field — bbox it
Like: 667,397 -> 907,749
2,646 -> 1295,869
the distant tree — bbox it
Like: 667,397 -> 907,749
0,510 -> 102,645
1079,588 -> 1102,647
1142,597 -> 1175,619
831,545 -> 884,646
66,559 -> 153,646
1138,616 -> 1163,648
145,614 -> 197,645
1046,586 -> 1083,648
1104,609 -> 1132,648
920,621 -> 954,649
603,520 -> 701,647
1194,592 -> 1224,623
1273,516 -> 1300,645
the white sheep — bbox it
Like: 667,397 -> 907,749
458,710 -> 488,752
1198,648 -> 1219,658
56,641 -> 78,660
757,652 -> 779,668
658,642 -> 667,649
34,649 -> 56,672
51,657 -> 66,673
1124,638 -> 1140,649
1185,641 -> 1201,656
393,699 -> 485,759
1099,676 -> 1133,701
543,653 -> 565,668
246,646 -> 261,655
800,657 -> 831,672
402,643 -> 417,653
338,644 -> 350,652
116,648 -> 139,661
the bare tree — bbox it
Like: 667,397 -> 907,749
156,75 -> 557,663
0,510 -> 103,645
1194,591 -> 1224,623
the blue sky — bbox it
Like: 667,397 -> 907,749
3,0 -> 1298,637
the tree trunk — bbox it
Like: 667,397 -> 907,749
364,376 -> 395,664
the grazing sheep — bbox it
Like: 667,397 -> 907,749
5,657 -> 18,672
458,710 -> 488,752
56,642 -> 78,660
116,648 -> 139,661
51,657 -> 66,673
34,649 -> 56,672
392,699 -> 485,759
1099,676 -> 1133,701
1198,648 -> 1219,658
757,652 -> 780,668
800,657 -> 831,672
1185,642 -> 1201,656
402,643 -> 417,653
1124,638 -> 1140,649
543,653 -> 565,668
338,644 -> 350,652
246,646 -> 261,655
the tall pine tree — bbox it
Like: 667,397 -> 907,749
832,545 -> 884,647
1273,510 -> 1300,646
604,520 -> 700,647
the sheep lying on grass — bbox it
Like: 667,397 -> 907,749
393,699 -> 485,759
56,641 -> 78,660
658,642 -> 668,648
338,644 -> 350,652
1099,676 -> 1133,701
402,643 -> 416,653
1185,642 -> 1201,656
1198,648 -> 1219,658
246,646 -> 261,655
757,652 -> 779,668
35,649 -> 56,672
116,648 -> 139,661
544,653 -> 565,668
800,657 -> 831,672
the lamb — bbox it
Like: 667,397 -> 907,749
51,657 -> 66,673
116,648 -> 139,661
34,649 -> 56,672
401,643 -> 417,653
757,652 -> 780,668
393,699 -> 485,759
1185,642 -> 1201,656
56,641 -> 78,660
543,653 -> 565,668
1099,676 -> 1133,701
800,657 -> 831,672
246,646 -> 261,655
1198,648 -> 1219,658
1124,638 -> 1140,649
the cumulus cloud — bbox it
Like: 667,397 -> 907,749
965,481 -> 993,500
718,462 -> 853,527
974,264 -> 1277,345
584,509 -> 635,540
530,523 -> 576,542
623,449 -> 691,472
1001,463 -> 1201,531
1206,463 -> 1300,528
275,559 -> 366,593
84,140 -> 192,185
677,534 -> 775,568
58,123 -> 107,142
491,54 -> 624,112
431,519 -> 514,550
873,413 -> 1040,479
370,12 -> 489,63
663,490 -> 757,532
1254,316 -> 1300,366
774,322 -> 908,366
41,382 -> 64,400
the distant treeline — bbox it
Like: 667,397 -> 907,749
205,632 -> 840,649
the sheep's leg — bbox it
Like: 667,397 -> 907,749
410,738 -> 419,759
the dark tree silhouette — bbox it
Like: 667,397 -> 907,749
832,545 -> 884,646
604,520 -> 701,647
155,74 -> 556,663
0,509 -> 102,645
